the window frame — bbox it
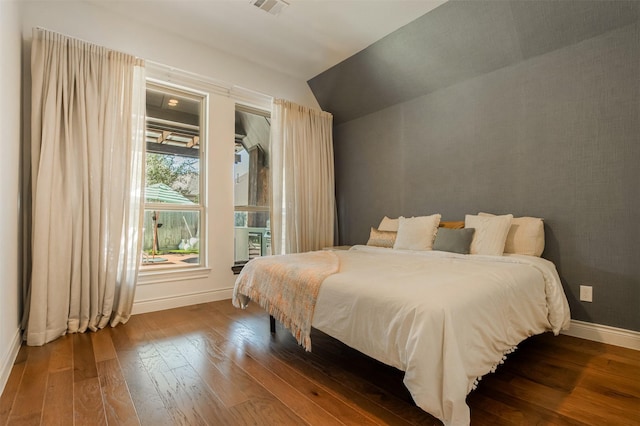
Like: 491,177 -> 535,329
233,103 -> 272,271
140,79 -> 209,275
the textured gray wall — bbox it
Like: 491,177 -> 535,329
325,17 -> 640,331
309,1 -> 639,125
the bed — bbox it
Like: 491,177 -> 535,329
232,214 -> 571,426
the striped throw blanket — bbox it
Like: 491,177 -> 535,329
232,250 -> 340,351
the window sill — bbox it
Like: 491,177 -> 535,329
137,266 -> 212,285
232,261 -> 248,275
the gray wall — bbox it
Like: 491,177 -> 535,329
310,2 -> 640,332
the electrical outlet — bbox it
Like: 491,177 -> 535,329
579,285 -> 593,302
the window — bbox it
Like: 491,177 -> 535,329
234,105 -> 271,266
142,81 -> 206,270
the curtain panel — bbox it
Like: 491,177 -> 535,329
270,99 -> 335,255
25,29 -> 146,346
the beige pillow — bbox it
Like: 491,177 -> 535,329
366,227 -> 397,248
465,214 -> 513,255
378,216 -> 402,232
393,214 -> 441,251
479,212 -> 545,256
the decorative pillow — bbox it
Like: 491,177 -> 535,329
393,214 -> 441,251
465,214 -> 513,255
433,228 -> 476,254
366,227 -> 397,248
378,216 -> 402,232
439,221 -> 465,229
479,212 -> 545,256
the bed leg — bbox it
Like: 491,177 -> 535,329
269,315 -> 276,334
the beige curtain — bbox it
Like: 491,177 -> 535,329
24,29 -> 146,346
270,99 -> 335,254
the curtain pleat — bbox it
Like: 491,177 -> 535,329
25,29 -> 145,346
270,99 -> 335,255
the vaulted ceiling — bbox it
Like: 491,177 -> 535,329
87,0 -> 446,80
308,0 -> 640,124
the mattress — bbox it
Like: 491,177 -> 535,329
310,245 -> 571,425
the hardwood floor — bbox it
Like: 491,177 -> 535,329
1,300 -> 638,425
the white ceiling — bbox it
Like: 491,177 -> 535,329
87,0 -> 447,80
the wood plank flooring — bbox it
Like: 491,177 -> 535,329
1,300 -> 638,425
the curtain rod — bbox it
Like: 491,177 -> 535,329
33,27 -> 273,110
33,27 -> 142,61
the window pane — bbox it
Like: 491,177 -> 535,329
143,82 -> 205,271
234,107 -> 271,264
146,87 -> 201,205
141,209 -> 201,269
234,147 -> 250,206
145,153 -> 199,204
234,210 -> 271,262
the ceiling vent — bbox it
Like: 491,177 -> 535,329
250,0 -> 289,16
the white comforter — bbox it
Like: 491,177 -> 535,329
311,245 -> 571,426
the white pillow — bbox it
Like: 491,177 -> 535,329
378,216 -> 403,232
479,212 -> 545,256
393,214 -> 441,251
465,214 -> 513,255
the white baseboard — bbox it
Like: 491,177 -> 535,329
561,319 -> 640,351
0,327 -> 22,397
132,287 -> 233,315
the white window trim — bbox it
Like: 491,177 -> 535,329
140,81 -> 208,276
139,61 -> 273,285
146,61 -> 273,111
233,103 -> 272,266
137,266 -> 211,286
